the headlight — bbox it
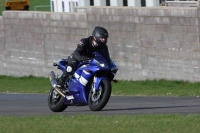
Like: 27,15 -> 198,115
96,60 -> 108,68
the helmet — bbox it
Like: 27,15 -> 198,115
92,26 -> 109,48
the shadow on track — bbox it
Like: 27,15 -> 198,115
102,105 -> 200,111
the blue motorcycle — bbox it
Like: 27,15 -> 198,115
48,48 -> 118,111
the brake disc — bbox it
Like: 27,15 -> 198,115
91,86 -> 102,102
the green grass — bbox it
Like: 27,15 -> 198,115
0,0 -> 51,16
1,75 -> 200,96
112,80 -> 200,96
0,0 -> 5,16
0,75 -> 51,93
0,114 -> 200,133
29,0 -> 50,11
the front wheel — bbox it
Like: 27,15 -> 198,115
48,87 -> 68,112
88,79 -> 111,111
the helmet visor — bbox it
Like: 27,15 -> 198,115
99,37 -> 108,44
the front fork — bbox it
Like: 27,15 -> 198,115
91,76 -> 107,94
91,75 -> 118,94
91,77 -> 97,94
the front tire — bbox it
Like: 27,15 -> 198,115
48,87 -> 68,112
88,79 -> 111,111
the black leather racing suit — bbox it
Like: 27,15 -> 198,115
67,36 -> 96,72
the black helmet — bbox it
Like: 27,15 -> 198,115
92,26 -> 109,48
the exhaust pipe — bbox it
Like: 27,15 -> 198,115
49,71 -> 65,98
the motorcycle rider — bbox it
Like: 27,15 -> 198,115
56,26 -> 109,88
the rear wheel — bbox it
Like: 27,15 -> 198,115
48,87 -> 68,112
88,79 -> 111,111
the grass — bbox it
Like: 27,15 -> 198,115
0,0 -> 51,16
29,0 -> 50,11
0,75 -> 50,93
1,75 -> 200,96
112,80 -> 200,96
0,1 -> 5,15
1,114 -> 200,133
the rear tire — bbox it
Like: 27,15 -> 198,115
88,79 -> 111,111
48,87 -> 68,112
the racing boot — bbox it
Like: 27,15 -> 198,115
56,66 -> 73,89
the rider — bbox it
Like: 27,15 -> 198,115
56,26 -> 109,88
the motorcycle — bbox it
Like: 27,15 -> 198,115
48,47 -> 118,112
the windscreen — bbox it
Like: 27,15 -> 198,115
96,45 -> 112,65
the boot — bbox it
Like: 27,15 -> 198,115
56,70 -> 68,88
56,66 -> 73,88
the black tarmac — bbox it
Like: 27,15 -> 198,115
1,93 -> 200,116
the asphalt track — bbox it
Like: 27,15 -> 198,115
1,93 -> 200,116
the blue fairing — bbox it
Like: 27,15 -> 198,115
58,59 -> 67,72
94,76 -> 109,91
57,46 -> 118,105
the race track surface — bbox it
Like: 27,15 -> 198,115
1,93 -> 200,116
